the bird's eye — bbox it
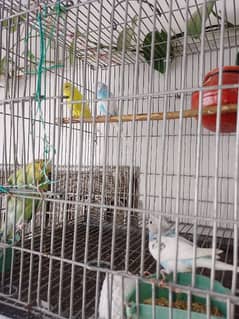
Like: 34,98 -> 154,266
149,220 -> 152,224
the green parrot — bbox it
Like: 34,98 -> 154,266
187,1 -> 216,39
7,159 -> 51,191
116,15 -> 137,52
1,160 -> 51,243
142,30 -> 173,74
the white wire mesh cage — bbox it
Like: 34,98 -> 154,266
0,0 -> 239,318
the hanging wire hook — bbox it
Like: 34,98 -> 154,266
113,20 -> 117,31
113,0 -> 161,30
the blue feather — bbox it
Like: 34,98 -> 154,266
149,232 -> 157,241
98,102 -> 107,115
97,83 -> 110,115
97,84 -> 109,99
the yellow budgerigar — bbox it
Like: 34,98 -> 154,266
63,82 -> 92,118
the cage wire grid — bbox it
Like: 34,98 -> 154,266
0,0 -> 239,318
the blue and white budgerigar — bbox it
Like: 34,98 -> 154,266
97,82 -> 125,140
98,271 -> 135,319
97,82 -> 118,117
148,219 -> 239,275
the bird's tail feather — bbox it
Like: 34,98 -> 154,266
197,247 -> 223,257
196,258 -> 239,272
113,123 -> 126,144
197,251 -> 222,260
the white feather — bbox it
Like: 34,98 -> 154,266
98,272 -> 135,319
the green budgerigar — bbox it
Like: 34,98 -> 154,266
1,160 -> 51,243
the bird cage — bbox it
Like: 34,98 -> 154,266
0,0 -> 239,318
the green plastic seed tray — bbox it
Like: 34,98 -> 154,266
0,247 -> 12,273
126,273 -> 230,319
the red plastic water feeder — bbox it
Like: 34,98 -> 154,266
191,66 -> 239,133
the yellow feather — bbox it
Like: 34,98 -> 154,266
8,159 -> 51,190
63,82 -> 92,118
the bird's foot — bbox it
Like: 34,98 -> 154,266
7,191 -> 14,199
143,271 -> 151,277
158,279 -> 166,287
158,269 -> 168,287
143,270 -> 168,288
36,187 -> 45,200
144,270 -> 182,293
16,222 -> 27,232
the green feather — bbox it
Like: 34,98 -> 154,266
8,160 -> 51,189
187,1 -> 217,39
117,15 -> 137,52
0,57 -> 6,76
142,30 -> 172,74
4,196 -> 41,242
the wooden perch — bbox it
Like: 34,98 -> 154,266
61,104 -> 237,124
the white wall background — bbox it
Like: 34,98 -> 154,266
97,46 -> 238,228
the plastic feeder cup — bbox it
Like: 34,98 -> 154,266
191,66 -> 239,133
0,247 -> 12,273
126,273 -> 230,319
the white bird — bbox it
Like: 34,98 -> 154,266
148,219 -> 239,274
98,272 -> 135,319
